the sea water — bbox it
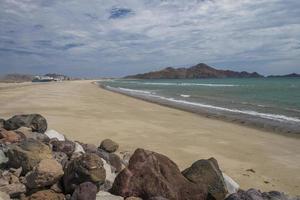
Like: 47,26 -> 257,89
100,78 -> 300,134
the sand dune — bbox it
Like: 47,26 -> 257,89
0,80 -> 299,195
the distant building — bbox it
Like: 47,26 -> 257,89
32,76 -> 54,82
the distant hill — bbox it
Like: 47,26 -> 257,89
0,74 -> 34,83
125,63 -> 263,79
268,73 -> 300,78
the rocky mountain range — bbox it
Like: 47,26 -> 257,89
125,63 -> 263,79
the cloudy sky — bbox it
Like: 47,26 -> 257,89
0,0 -> 300,77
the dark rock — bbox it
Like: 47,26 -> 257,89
80,143 -> 97,154
52,152 -> 68,168
182,157 -> 228,200
63,153 -> 106,194
98,180 -> 113,192
226,189 -> 300,200
96,149 -> 122,173
0,119 -> 5,129
110,148 -> 207,200
25,158 -> 64,189
99,139 -> 119,153
15,127 -> 50,143
6,138 -> 52,174
71,182 -> 97,200
0,128 -> 22,144
23,190 -> 65,200
4,114 -> 47,133
51,140 -> 75,157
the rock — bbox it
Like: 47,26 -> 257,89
16,127 -> 50,143
74,142 -> 85,154
101,158 -> 117,184
96,191 -> 123,200
24,190 -> 65,200
119,151 -> 132,167
99,180 -> 113,192
50,182 -> 63,193
97,150 -> 122,173
226,189 -> 299,200
80,143 -> 97,154
125,197 -> 142,200
6,139 -> 52,174
0,128 -> 22,144
51,140 -> 75,157
110,148 -> 207,200
0,119 -> 5,129
45,130 -> 65,141
71,182 -> 97,200
8,168 -> 22,178
182,157 -> 227,200
0,183 -> 26,198
223,173 -> 239,195
25,159 -> 64,189
63,153 -> 106,194
4,114 -> 47,133
52,152 -> 68,168
0,150 -> 8,165
0,191 -> 10,200
99,139 -> 119,153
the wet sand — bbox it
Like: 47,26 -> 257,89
0,80 -> 299,195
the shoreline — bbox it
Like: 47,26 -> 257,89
98,82 -> 300,138
0,80 -> 299,195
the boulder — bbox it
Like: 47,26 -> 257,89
0,191 -> 10,200
74,142 -> 85,154
45,130 -> 65,141
4,114 -> 47,133
110,148 -> 207,200
125,197 -> 142,200
0,128 -> 22,144
99,139 -> 119,153
101,158 -> 117,184
0,150 -> 8,166
119,151 -> 132,167
0,183 -> 26,198
182,157 -> 227,200
71,182 -> 97,200
226,189 -> 299,200
63,153 -> 106,194
223,173 -> 239,195
25,159 -> 64,189
16,127 -> 50,143
96,191 -> 123,200
0,119 -> 5,129
50,182 -> 63,193
80,143 -> 97,154
97,150 -> 122,173
23,190 -> 65,200
51,140 -> 75,157
52,152 -> 68,168
6,139 -> 52,174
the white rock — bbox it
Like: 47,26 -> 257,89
96,191 -> 123,200
0,150 -> 8,165
101,158 -> 117,183
0,191 -> 10,200
223,173 -> 239,195
44,129 -> 65,141
74,142 -> 85,154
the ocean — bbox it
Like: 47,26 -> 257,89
100,78 -> 300,134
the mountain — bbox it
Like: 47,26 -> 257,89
268,73 -> 300,78
0,74 -> 34,83
125,63 -> 263,79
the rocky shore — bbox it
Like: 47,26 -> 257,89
0,114 -> 298,200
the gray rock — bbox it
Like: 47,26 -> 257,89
0,150 -> 8,166
96,149 -> 122,173
4,114 -> 47,133
96,191 -> 123,200
15,127 -> 50,143
99,139 -> 119,153
182,157 -> 228,200
0,191 -> 10,200
52,152 -> 68,168
51,140 -> 75,157
225,189 -> 300,200
0,119 -> 5,129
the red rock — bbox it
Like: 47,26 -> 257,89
110,148 -> 207,200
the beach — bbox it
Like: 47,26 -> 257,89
0,80 -> 299,195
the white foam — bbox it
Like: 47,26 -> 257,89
180,94 -> 190,98
142,82 -> 238,87
110,86 -> 300,123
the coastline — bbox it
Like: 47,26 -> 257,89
0,80 -> 299,195
99,82 -> 300,137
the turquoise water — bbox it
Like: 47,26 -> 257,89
101,78 -> 300,133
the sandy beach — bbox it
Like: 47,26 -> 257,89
0,80 -> 299,195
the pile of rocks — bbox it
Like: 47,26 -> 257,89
0,114 -> 298,200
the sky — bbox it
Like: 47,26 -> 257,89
0,0 -> 300,78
